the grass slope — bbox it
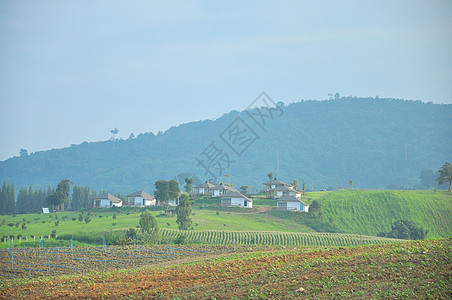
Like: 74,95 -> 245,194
310,189 -> 452,238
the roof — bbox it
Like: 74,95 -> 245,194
197,181 -> 216,188
273,185 -> 300,192
262,178 -> 291,186
126,191 -> 154,200
93,193 -> 122,203
276,195 -> 308,206
219,190 -> 252,202
210,183 -> 236,191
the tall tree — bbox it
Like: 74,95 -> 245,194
420,169 -> 435,189
291,179 -> 299,190
47,179 -> 72,212
110,127 -> 119,140
437,162 -> 452,191
0,182 -> 6,213
176,193 -> 192,230
16,188 -> 28,214
168,180 -> 180,203
302,180 -> 306,197
184,177 -> 194,195
139,210 -> 161,243
154,180 -> 169,208
267,171 -> 274,198
5,184 -> 15,214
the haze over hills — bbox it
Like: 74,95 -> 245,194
0,97 -> 451,193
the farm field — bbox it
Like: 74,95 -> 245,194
1,189 -> 451,249
0,239 -> 450,299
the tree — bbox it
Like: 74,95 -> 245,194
291,179 -> 299,190
176,193 -> 192,230
184,177 -> 194,195
379,219 -> 427,240
239,185 -> 249,195
139,210 -> 160,243
437,162 -> 452,191
51,179 -> 72,211
349,180 -> 353,189
267,172 -> 273,198
309,200 -> 321,218
225,174 -> 231,185
302,180 -> 306,197
110,128 -> 119,140
420,169 -> 435,189
19,148 -> 28,157
168,180 -> 180,203
154,180 -> 169,208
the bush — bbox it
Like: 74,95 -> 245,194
22,223 -> 27,230
112,214 -> 117,220
84,216 -> 91,223
78,214 -> 84,222
51,230 -> 57,238
15,222 -> 20,228
72,217 -> 77,221
174,234 -> 186,245
379,219 -> 428,240
55,221 -> 60,226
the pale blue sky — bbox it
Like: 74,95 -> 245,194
1,0 -> 451,161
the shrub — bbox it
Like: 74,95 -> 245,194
72,217 -> 77,221
84,216 -> 91,223
55,221 -> 60,226
112,214 -> 117,220
78,214 -> 84,222
379,219 -> 428,240
174,234 -> 186,245
21,223 -> 27,230
51,230 -> 57,238
15,222 -> 20,228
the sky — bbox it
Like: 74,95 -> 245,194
1,0 -> 451,161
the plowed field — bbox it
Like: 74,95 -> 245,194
1,239 -> 450,299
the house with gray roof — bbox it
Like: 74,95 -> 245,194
276,195 -> 308,212
210,183 -> 236,197
219,190 -> 253,208
194,181 -> 216,195
126,191 -> 155,206
93,193 -> 122,208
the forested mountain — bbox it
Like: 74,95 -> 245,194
1,97 -> 451,194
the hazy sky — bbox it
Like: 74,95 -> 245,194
1,1 -> 451,161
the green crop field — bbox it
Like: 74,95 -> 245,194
308,190 -> 452,238
160,229 -> 400,247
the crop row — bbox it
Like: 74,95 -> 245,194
160,229 -> 400,247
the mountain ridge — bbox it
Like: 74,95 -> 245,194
1,97 -> 451,193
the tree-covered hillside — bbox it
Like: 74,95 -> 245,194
0,97 -> 451,193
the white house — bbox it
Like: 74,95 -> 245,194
126,191 -> 156,206
262,178 -> 293,191
219,191 -> 253,208
276,195 -> 308,212
210,183 -> 236,197
273,185 -> 301,199
194,181 -> 216,195
93,193 -> 123,208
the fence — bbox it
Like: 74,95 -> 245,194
0,239 -> 221,279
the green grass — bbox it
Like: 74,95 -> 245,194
310,189 -> 452,238
0,189 -> 450,247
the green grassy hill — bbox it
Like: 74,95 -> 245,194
305,189 -> 452,238
1,190 -> 450,247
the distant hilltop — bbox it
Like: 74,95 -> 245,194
0,97 -> 451,193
